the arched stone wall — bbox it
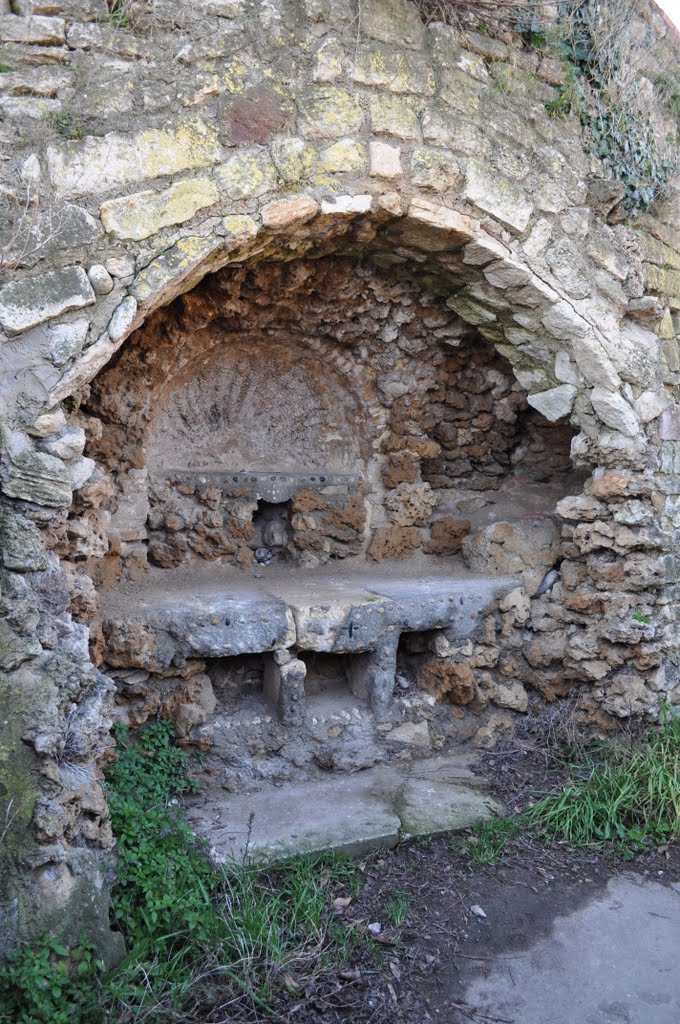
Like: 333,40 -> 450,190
1,0 -> 679,958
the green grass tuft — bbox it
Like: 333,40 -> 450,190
527,705 -> 680,852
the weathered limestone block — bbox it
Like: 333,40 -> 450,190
0,511 -> 47,572
0,14 -> 65,43
313,37 -> 344,82
2,203 -> 102,271
28,407 -> 66,438
463,162 -> 533,234
369,94 -> 419,138
418,657 -> 475,704
297,87 -> 364,138
634,389 -> 668,423
261,195 -> 319,228
1,448 -> 72,506
46,119 -> 222,199
100,179 -> 219,241
545,238 -> 592,299
270,137 -> 315,184
319,139 -> 366,173
399,197 -> 476,252
352,44 -> 436,94
0,266 -> 95,335
360,0 -> 424,48
411,147 -> 462,192
87,265 -> 114,295
369,141 -> 401,179
527,384 -> 576,421
601,670 -> 658,718
590,388 -> 640,437
320,194 -> 372,215
605,321 -> 659,388
41,426 -> 86,460
215,148 -> 277,200
491,679 -> 528,712
0,67 -> 70,97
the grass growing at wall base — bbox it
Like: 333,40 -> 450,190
0,721 -> 369,1024
527,705 -> 680,853
455,703 -> 680,865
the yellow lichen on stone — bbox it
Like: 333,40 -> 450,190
130,235 -> 221,304
297,87 -> 364,139
317,139 -> 366,174
352,45 -> 436,95
215,149 -> 277,200
100,178 -> 219,241
46,119 -> 222,199
270,137 -> 316,185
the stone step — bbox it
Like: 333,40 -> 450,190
184,754 -> 503,865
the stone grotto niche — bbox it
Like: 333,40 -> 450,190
71,251 -> 584,852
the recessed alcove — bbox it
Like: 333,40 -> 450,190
78,246 -> 585,794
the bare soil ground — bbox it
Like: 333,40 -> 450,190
254,738 -> 680,1024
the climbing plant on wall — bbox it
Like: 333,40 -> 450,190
413,0 -> 680,217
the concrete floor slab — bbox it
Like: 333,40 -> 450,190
463,874 -> 680,1024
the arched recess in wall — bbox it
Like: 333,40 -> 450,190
78,227 -> 585,589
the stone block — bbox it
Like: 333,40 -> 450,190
423,517 -> 471,555
463,162 -> 533,234
100,178 -> 218,241
367,524 -> 421,561
215,147 -> 277,200
41,426 -> 85,460
369,94 -> 419,139
0,265 -> 95,335
0,67 -> 70,96
0,510 -> 46,571
418,657 -> 475,704
369,141 -> 401,179
318,139 -> 366,173
359,0 -> 424,48
297,87 -> 364,139
411,147 -> 462,192
0,14 -> 65,44
590,388 -> 640,437
313,37 -> 344,82
527,384 -> 576,421
261,195 -> 319,228
1,448 -> 72,506
87,265 -> 114,295
385,481 -> 436,526
2,203 -> 101,270
46,119 -> 222,199
399,197 -> 476,252
320,194 -> 372,215
352,44 -> 435,94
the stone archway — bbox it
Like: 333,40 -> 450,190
1,192 -> 673,958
